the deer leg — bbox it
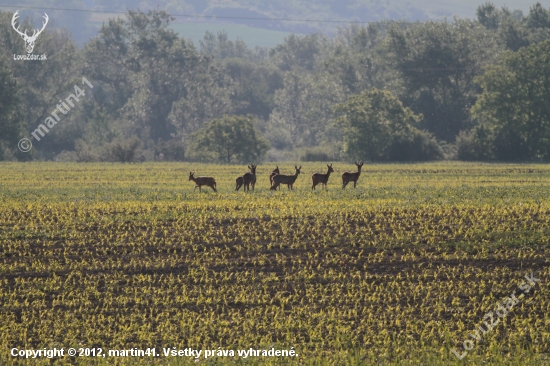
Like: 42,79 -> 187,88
353,181 -> 357,188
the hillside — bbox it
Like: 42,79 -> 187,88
1,0 -> 549,47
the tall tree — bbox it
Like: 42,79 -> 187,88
472,40 -> 550,160
334,89 -> 442,161
386,20 -> 499,142
189,115 -> 269,164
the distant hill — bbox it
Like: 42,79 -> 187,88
1,0 -> 549,47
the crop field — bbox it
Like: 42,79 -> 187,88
0,162 -> 549,365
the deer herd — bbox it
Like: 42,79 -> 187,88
189,161 -> 363,192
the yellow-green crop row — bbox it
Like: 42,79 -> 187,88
0,162 -> 549,365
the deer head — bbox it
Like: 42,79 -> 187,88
12,11 -> 48,54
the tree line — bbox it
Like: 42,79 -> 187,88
1,2 -> 550,163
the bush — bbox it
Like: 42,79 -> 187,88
154,139 -> 185,161
75,140 -> 98,162
386,128 -> 444,161
456,126 -> 494,161
102,137 -> 142,163
299,144 -> 342,162
301,150 -> 330,162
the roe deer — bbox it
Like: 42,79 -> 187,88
342,161 -> 363,189
189,172 -> 217,192
271,166 -> 301,190
269,166 -> 280,190
312,164 -> 334,190
243,164 -> 257,192
235,176 -> 244,191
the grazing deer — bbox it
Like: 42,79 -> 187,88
342,161 -> 363,189
235,176 -> 244,191
189,172 -> 217,192
243,164 -> 257,192
271,166 -> 301,190
269,166 -> 280,190
312,164 -> 334,190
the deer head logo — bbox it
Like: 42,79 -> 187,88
11,11 -> 49,54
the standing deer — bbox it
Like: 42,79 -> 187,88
271,166 -> 301,190
243,164 -> 257,192
235,176 -> 244,191
342,161 -> 363,189
12,11 -> 49,54
312,164 -> 334,190
189,172 -> 217,192
269,166 -> 280,190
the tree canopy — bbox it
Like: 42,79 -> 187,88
189,115 -> 269,163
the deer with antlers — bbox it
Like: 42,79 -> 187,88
342,161 -> 363,189
189,172 -> 217,192
271,166 -> 301,190
242,164 -> 257,192
12,11 -> 49,54
269,166 -> 280,190
312,164 -> 334,190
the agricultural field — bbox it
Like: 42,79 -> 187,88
0,162 -> 549,365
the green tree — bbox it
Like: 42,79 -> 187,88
0,59 -> 22,160
386,20 -> 499,142
267,71 -> 346,149
472,40 -> 550,161
189,115 -> 269,164
334,89 -> 442,161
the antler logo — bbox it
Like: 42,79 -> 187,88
11,11 -> 49,54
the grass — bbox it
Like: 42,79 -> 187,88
0,162 -> 549,365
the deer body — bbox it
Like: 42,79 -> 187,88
189,172 -> 217,192
342,161 -> 363,189
243,164 -> 257,192
312,164 -> 334,190
12,11 -> 48,54
271,166 -> 301,190
269,166 -> 280,190
235,176 -> 244,191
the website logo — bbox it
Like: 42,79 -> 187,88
11,10 -> 48,60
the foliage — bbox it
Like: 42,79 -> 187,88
335,89 -> 441,161
154,139 -> 186,161
103,137 -> 142,162
472,40 -> 550,161
189,115 -> 269,163
386,19 -> 499,142
456,125 -> 495,161
2,2 -> 550,162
